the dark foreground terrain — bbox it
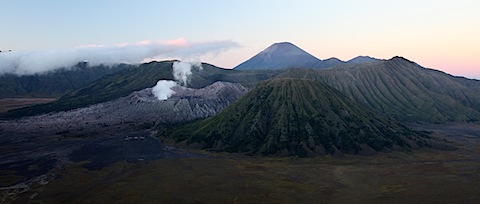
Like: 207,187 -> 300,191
1,123 -> 479,203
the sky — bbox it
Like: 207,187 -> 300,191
1,0 -> 479,79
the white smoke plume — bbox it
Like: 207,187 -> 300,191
173,61 -> 202,86
151,80 -> 177,100
0,38 -> 238,76
151,61 -> 202,100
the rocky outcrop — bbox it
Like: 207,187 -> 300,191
0,82 -> 248,136
123,81 -> 248,124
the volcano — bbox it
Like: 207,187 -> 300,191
162,78 -> 436,157
234,42 -> 342,70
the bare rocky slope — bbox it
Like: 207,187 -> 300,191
0,81 -> 247,137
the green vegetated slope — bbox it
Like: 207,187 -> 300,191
278,57 -> 480,122
0,62 -> 127,98
162,78 -> 436,157
3,61 -> 284,118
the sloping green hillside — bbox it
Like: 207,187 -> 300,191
278,57 -> 480,122
162,79 -> 433,157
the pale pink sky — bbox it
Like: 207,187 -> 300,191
205,39 -> 480,79
1,0 -> 479,79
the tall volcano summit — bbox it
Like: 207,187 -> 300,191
234,42 -> 338,70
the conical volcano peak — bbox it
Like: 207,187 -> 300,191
234,42 -> 326,70
263,42 -> 299,52
260,42 -> 314,57
272,41 -> 294,46
233,42 -> 349,70
268,42 -> 295,48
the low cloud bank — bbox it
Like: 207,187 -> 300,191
0,38 -> 237,75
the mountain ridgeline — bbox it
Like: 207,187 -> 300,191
6,57 -> 480,124
233,42 -> 379,70
161,79 -> 439,157
3,42 -> 480,125
277,57 -> 480,122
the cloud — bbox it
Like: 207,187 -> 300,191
151,80 -> 177,100
0,38 -> 238,76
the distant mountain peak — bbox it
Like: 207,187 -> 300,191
390,56 -> 414,63
268,41 -> 295,48
233,42 -> 389,70
259,42 -> 318,57
347,56 -> 380,64
234,42 -> 341,70
264,42 -> 297,51
254,42 -> 315,61
325,57 -> 341,61
275,41 -> 293,45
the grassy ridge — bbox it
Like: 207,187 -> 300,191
162,78 -> 434,157
278,57 -> 480,122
